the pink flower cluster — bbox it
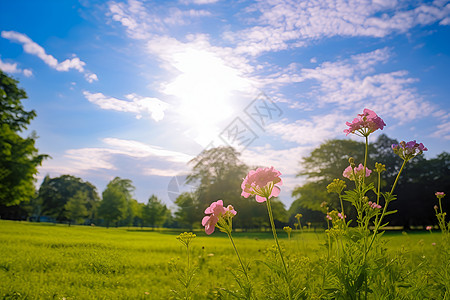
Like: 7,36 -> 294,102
338,213 -> 346,219
344,108 -> 386,136
241,166 -> 283,203
368,201 -> 381,209
435,192 -> 446,199
326,214 -> 332,221
343,164 -> 372,181
426,226 -> 432,231
202,200 -> 236,235
391,140 -> 428,161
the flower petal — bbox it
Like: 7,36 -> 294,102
271,185 -> 281,198
255,195 -> 267,203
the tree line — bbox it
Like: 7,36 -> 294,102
1,70 -> 448,230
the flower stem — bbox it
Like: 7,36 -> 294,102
227,232 -> 250,283
362,135 -> 368,187
366,159 -> 407,254
266,198 -> 291,300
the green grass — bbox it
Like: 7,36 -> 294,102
0,220 -> 441,299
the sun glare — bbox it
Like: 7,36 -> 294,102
163,47 -> 251,146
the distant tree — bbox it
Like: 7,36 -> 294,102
123,199 -> 143,227
98,184 -> 127,228
187,146 -> 248,209
38,175 -> 99,222
98,177 -> 135,227
174,192 -> 201,230
142,194 -> 168,228
64,190 -> 89,225
0,71 -> 48,206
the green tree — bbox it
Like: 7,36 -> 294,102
38,175 -> 99,222
98,177 -> 135,227
98,185 -> 127,227
0,71 -> 48,206
64,190 -> 88,225
142,194 -> 168,228
174,192 -> 201,230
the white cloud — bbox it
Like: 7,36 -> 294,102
143,168 -> 184,177
266,113 -> 347,145
83,91 -> 169,121
226,0 -> 450,56
1,31 -> 97,82
179,0 -> 219,4
39,138 -> 193,178
0,57 -> 33,77
84,73 -> 98,83
102,138 -> 193,163
108,0 -> 214,38
431,121 -> 450,140
269,48 -> 436,123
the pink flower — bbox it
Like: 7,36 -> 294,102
326,214 -> 332,221
368,201 -> 382,209
392,140 -> 428,161
202,200 -> 226,235
435,192 -> 446,199
241,166 -> 283,203
202,200 -> 237,235
343,164 -> 372,181
338,213 -> 346,219
344,108 -> 386,136
426,226 -> 432,231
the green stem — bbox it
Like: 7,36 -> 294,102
227,232 -> 250,283
390,160 -> 407,195
266,198 -> 291,300
366,160 -> 407,255
362,135 -> 369,187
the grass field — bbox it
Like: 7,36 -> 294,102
0,220 -> 441,299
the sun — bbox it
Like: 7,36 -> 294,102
162,47 -> 252,146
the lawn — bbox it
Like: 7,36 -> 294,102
0,220 -> 441,299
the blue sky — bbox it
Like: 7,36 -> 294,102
1,0 -> 449,209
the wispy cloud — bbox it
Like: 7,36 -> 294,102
40,138 -> 193,177
266,113 -> 347,145
269,48 -> 436,123
108,0 -> 213,39
1,31 -> 97,82
83,91 -> 169,121
226,0 -> 450,56
0,57 -> 33,77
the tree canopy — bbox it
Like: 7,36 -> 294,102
0,71 -> 48,206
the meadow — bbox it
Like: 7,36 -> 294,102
0,220 -> 441,299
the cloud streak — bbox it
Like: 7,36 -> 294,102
0,57 -> 32,77
1,31 -> 97,82
227,0 -> 450,56
83,91 -> 169,121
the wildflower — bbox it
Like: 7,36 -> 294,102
326,214 -> 332,221
320,201 -> 328,208
283,226 -> 292,234
392,140 -> 428,161
337,213 -> 346,219
327,179 -> 347,194
343,163 -> 372,181
295,213 -> 302,219
202,200 -> 236,235
435,192 -> 446,199
176,232 -> 197,247
344,108 -> 386,136
368,201 -> 382,209
432,242 -> 436,246
426,226 -> 432,231
375,162 -> 386,173
241,166 -> 283,202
